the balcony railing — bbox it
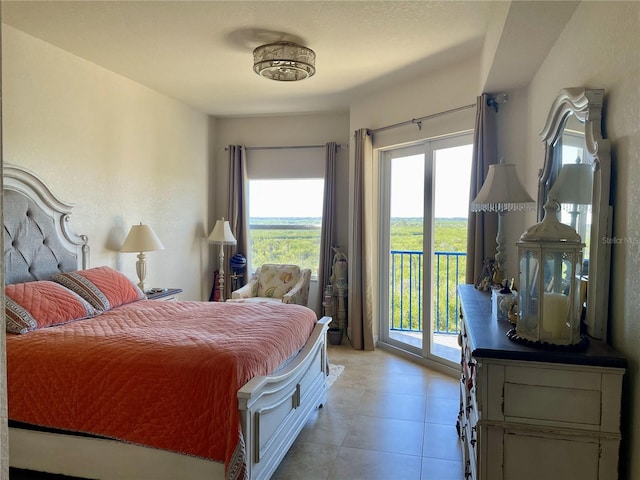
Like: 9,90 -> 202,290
390,250 -> 466,335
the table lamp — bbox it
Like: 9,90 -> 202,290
121,223 -> 165,292
548,158 -> 593,230
208,218 -> 237,301
471,162 -> 535,285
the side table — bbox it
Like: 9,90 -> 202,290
145,288 -> 183,301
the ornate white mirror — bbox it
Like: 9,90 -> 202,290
538,88 -> 612,341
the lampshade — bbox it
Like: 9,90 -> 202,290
471,162 -> 535,286
121,224 -> 165,252
471,164 -> 535,212
253,41 -> 316,81
208,218 -> 237,245
548,162 -> 593,208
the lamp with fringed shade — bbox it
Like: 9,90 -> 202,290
471,162 -> 535,285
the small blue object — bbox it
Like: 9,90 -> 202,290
231,253 -> 247,273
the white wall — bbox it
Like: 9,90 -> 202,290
2,25 -> 211,301
213,112 -> 350,315
523,2 -> 640,477
350,55 -> 480,135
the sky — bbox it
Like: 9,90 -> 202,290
249,179 -> 324,217
391,144 -> 473,218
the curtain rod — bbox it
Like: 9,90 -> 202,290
225,144 -> 347,151
370,103 -> 476,134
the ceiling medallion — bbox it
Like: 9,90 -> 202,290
253,41 -> 316,81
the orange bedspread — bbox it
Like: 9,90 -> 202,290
7,300 -> 317,479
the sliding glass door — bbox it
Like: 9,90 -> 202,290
379,134 -> 472,367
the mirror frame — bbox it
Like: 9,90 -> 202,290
538,88 -> 612,341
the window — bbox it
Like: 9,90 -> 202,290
248,178 -> 324,277
379,133 -> 473,367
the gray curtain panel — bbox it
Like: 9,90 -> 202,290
466,94 -> 499,285
227,145 -> 249,298
318,142 -> 338,315
350,129 -> 375,351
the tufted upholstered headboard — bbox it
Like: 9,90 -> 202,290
3,164 -> 89,285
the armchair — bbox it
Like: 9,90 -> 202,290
229,264 -> 311,306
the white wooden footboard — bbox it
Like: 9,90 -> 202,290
238,316 -> 330,480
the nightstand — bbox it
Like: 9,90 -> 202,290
145,288 -> 183,301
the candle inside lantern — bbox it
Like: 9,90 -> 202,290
542,292 -> 568,339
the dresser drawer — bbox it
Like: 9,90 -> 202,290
500,427 -> 603,480
464,420 -> 478,480
498,364 -> 619,430
504,382 -> 601,426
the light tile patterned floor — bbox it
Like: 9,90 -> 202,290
271,343 -> 463,480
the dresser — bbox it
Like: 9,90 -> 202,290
457,285 -> 626,480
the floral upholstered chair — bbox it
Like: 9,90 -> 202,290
229,264 -> 311,306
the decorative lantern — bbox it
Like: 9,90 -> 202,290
508,199 -> 588,349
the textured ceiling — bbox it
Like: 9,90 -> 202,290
2,1 -> 504,116
2,1 -> 581,117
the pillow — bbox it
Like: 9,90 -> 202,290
5,281 -> 98,334
257,264 -> 301,298
53,266 -> 144,311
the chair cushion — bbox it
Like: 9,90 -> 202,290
226,297 -> 283,304
256,264 -> 301,299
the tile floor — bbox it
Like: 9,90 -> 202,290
271,343 -> 464,480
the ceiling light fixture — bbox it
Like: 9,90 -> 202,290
253,41 -> 316,81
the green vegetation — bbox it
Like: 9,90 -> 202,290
391,217 -> 467,252
390,217 -> 467,334
249,218 -> 321,274
249,217 -> 468,335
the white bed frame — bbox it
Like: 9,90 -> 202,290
4,164 -> 330,480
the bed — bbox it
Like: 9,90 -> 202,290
3,163 -> 330,480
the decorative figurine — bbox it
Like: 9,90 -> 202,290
329,246 -> 348,333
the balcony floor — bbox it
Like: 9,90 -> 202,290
389,330 -> 461,364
